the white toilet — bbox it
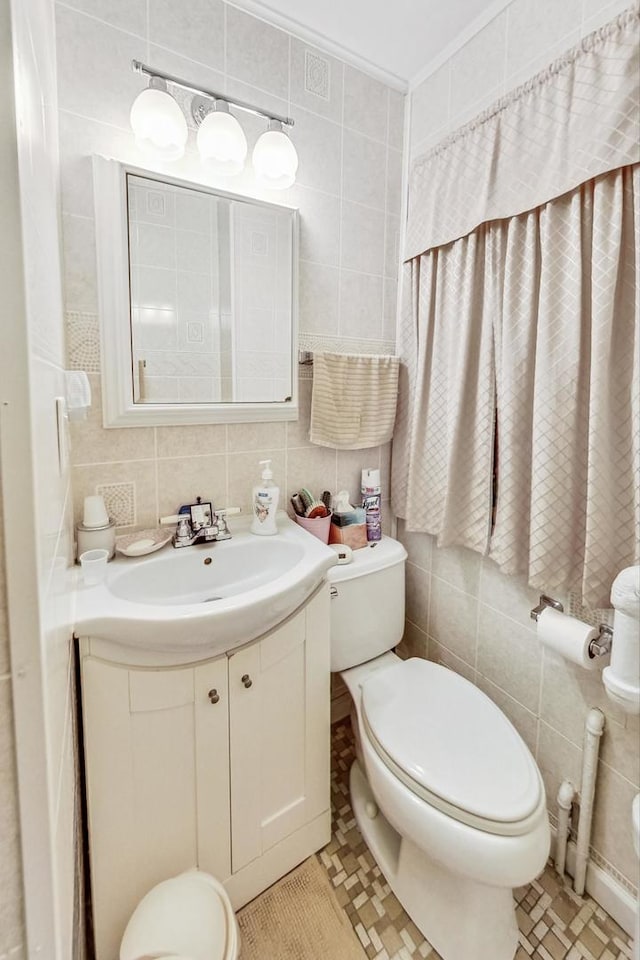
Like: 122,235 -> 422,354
119,870 -> 240,960
329,536 -> 551,960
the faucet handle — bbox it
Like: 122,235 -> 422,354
159,514 -> 182,526
173,515 -> 193,546
213,506 -> 241,541
176,515 -> 191,535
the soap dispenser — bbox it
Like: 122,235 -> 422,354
250,459 -> 280,536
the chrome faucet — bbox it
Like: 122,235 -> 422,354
161,497 -> 239,548
173,497 -> 218,548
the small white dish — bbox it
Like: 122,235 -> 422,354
116,528 -> 172,558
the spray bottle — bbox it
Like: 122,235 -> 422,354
361,468 -> 382,542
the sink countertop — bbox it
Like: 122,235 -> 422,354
74,512 -> 336,663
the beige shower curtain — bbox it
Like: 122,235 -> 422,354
394,231 -> 497,555
393,164 -> 640,608
393,8 -> 640,608
491,165 -> 639,607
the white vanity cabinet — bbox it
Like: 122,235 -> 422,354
80,585 -> 330,960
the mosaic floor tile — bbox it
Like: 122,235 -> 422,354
320,719 -> 634,960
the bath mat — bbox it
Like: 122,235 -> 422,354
236,855 -> 366,960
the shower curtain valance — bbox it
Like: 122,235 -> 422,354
404,7 -> 640,262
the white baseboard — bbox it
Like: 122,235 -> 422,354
550,828 -> 638,937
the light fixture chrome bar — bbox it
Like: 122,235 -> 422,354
131,59 -> 295,127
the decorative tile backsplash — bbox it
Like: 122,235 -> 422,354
250,230 -> 269,256
96,481 -> 136,527
66,311 -> 101,372
305,49 -> 331,100
71,373 -> 393,535
567,593 -> 614,629
187,321 -> 204,343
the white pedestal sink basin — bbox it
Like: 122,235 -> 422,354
74,512 -> 336,658
109,536 -> 304,605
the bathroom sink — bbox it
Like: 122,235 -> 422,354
109,536 -> 304,606
74,512 -> 336,657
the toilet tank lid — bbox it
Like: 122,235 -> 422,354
329,536 -> 407,583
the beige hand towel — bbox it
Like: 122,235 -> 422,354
309,352 -> 400,449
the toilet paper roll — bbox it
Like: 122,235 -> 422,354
537,606 -> 606,670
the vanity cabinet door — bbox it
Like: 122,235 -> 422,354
82,655 -> 230,960
228,587 -> 330,873
194,657 -> 231,882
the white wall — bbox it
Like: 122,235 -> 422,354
0,483 -> 24,960
56,0 -> 404,533
402,0 -> 639,896
1,0 -> 76,956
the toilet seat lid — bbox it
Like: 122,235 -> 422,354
120,871 -> 233,960
361,658 -> 542,826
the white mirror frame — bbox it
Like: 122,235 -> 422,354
92,156 -> 299,426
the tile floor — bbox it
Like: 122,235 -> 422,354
319,719 -> 634,960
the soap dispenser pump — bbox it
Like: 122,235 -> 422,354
250,459 -> 280,536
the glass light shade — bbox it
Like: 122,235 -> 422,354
197,108 -> 248,175
130,87 -> 188,161
252,124 -> 298,190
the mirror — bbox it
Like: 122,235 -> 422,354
93,158 -> 299,426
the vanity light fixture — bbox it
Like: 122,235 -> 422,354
130,61 -> 297,188
192,96 -> 248,176
129,76 -> 188,160
253,119 -> 299,190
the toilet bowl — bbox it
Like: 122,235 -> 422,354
119,870 -> 240,960
329,537 -> 550,960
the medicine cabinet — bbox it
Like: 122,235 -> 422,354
93,157 -> 299,426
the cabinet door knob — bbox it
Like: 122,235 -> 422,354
208,688 -> 220,704
241,674 -> 253,689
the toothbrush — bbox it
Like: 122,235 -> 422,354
299,488 -> 314,511
290,493 -> 306,516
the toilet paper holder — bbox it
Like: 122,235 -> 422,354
590,624 -> 613,659
530,594 -> 564,622
530,594 -> 613,659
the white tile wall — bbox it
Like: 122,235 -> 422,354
150,0 -> 225,70
3,0 -> 76,957
448,11 -> 507,122
0,471 -> 25,959
225,5 -> 289,98
1,2 -> 26,948
399,526 -> 640,891
290,39 -> 343,122
56,0 -> 404,532
70,375 -> 393,536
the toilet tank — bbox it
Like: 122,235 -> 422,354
329,536 -> 407,672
